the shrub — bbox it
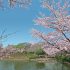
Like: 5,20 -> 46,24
55,54 -> 70,62
35,48 -> 45,56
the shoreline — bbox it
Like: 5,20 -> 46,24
0,57 -> 70,65
0,57 -> 51,62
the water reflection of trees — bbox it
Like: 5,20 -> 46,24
0,61 -> 14,70
14,61 -> 36,70
36,62 -> 45,69
14,61 -> 27,70
0,61 -> 70,70
54,62 -> 70,70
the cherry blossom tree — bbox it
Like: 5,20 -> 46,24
0,0 -> 31,9
9,0 -> 31,8
0,29 -> 16,47
32,0 -> 70,49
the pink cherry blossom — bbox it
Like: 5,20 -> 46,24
32,0 -> 70,54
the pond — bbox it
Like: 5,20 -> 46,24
0,60 -> 70,70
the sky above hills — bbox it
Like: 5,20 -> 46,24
0,0 -> 53,46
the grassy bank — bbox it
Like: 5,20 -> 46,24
0,52 -> 48,62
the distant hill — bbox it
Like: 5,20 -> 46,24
13,42 -> 32,49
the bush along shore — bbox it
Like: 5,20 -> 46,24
55,51 -> 70,65
0,44 -> 48,62
0,52 -> 49,62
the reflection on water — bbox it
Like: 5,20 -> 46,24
36,62 -> 45,69
0,60 -> 70,70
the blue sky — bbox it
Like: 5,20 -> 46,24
0,0 -> 53,46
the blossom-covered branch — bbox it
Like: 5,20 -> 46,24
0,0 -> 31,9
32,0 -> 70,49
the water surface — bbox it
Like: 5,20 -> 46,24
0,60 -> 70,70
